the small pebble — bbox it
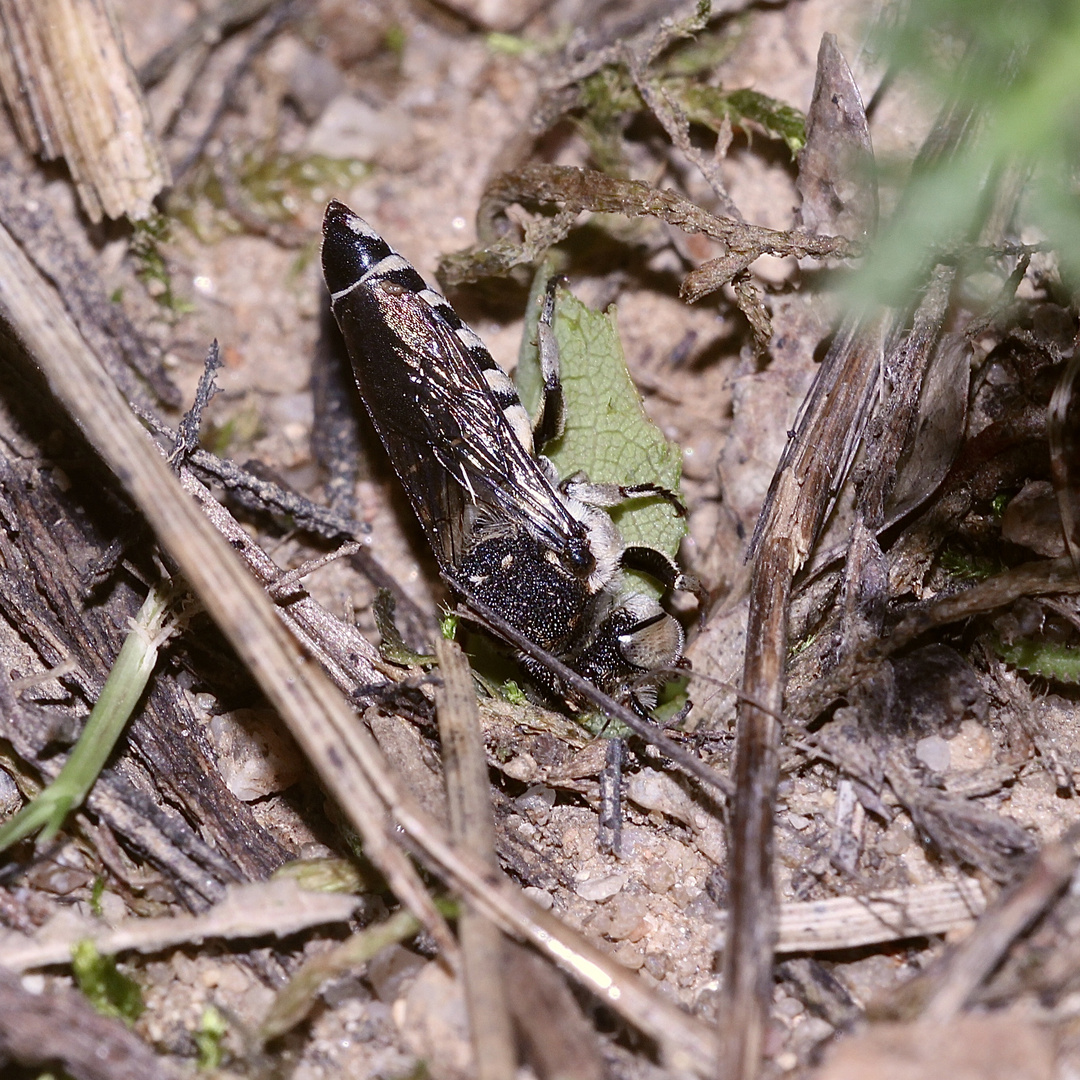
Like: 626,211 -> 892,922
611,941 -> 645,970
881,819 -> 913,856
517,784 -> 555,825
522,886 -> 553,909
915,735 -> 950,773
575,873 -> 627,901
644,952 -> 670,979
606,897 -> 648,941
949,719 -> 995,771
644,859 -> 677,894
775,993 -> 804,1019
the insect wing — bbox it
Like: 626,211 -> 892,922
333,281 -> 471,566
322,202 -> 588,571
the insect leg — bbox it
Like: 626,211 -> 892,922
620,544 -> 698,596
618,482 -> 687,516
563,476 -> 687,517
532,276 -> 565,452
598,736 -> 626,854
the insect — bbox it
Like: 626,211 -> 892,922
321,200 -> 693,716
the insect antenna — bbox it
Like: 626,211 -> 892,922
444,574 -> 732,798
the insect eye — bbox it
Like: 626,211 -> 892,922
566,540 -> 595,574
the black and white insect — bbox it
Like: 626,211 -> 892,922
322,200 -> 693,716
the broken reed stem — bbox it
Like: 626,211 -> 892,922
716,537 -> 791,1080
436,638 -> 516,1080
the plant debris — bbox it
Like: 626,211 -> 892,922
2,1 -> 1080,1078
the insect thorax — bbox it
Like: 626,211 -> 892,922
457,529 -> 598,656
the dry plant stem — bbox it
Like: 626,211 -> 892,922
0,852 -> 985,976
887,554 -> 1080,653
486,1 -> 743,230
177,472 -> 384,696
266,540 -> 364,601
717,537 -> 790,1080
258,908 -> 420,1043
138,0 -> 276,88
857,266 -> 956,526
624,51 -> 737,216
477,165 -> 857,278
139,405 -> 369,539
1048,348 -> 1080,572
0,879 -> 361,972
769,877 -> 985,952
749,312 -> 891,561
540,0 -> 741,96
170,0 -> 300,186
917,828 -> 1080,1023
721,313 -> 891,1080
436,638 -> 516,1080
796,34 -> 877,241
0,221 -> 719,1076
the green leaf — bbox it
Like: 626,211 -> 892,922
440,610 -> 460,640
992,636 -> 1080,684
515,263 -> 555,417
271,856 -> 372,894
518,279 -> 686,599
71,940 -> 144,1023
502,680 -> 528,705
89,876 -> 106,917
0,583 -> 174,854
195,1005 -> 228,1070
373,589 -> 433,666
